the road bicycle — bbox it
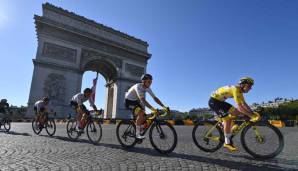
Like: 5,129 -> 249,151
66,111 -> 102,144
0,109 -> 11,132
192,115 -> 284,159
116,108 -> 177,154
32,112 -> 56,136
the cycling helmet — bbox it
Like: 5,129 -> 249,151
84,88 -> 92,94
43,97 -> 50,102
141,74 -> 153,81
239,77 -> 254,85
0,99 -> 7,103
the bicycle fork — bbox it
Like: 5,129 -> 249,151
252,126 -> 265,143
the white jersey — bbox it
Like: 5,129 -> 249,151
71,93 -> 94,106
125,83 -> 156,101
34,100 -> 48,112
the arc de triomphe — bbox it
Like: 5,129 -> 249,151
26,3 -> 151,118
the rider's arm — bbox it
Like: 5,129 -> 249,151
153,97 -> 165,108
91,104 -> 98,111
147,88 -> 166,108
233,88 -> 253,116
140,97 -> 155,110
238,102 -> 253,115
88,98 -> 97,111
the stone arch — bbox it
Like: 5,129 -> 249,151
83,59 -> 118,82
26,3 -> 151,118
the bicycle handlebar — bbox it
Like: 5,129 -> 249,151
147,107 -> 170,120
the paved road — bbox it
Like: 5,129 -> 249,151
0,123 -> 297,171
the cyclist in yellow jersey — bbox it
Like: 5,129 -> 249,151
209,77 -> 261,152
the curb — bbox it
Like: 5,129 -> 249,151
10,119 -> 296,127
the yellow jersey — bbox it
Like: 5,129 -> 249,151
211,85 -> 245,105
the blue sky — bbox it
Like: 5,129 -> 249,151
0,0 -> 297,111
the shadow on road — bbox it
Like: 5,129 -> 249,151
37,134 -> 295,171
3,131 -> 31,136
40,134 -> 94,144
98,143 -> 293,171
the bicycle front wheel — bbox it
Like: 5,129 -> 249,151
241,121 -> 284,159
149,121 -> 177,154
45,119 -> 56,136
32,119 -> 42,135
116,120 -> 137,148
66,118 -> 79,140
86,120 -> 102,144
3,119 -> 11,132
192,121 -> 224,152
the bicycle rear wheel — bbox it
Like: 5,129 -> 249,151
32,119 -> 42,135
241,121 -> 284,159
66,118 -> 79,140
192,121 -> 224,152
45,119 -> 56,136
149,121 -> 177,154
116,120 -> 137,148
86,120 -> 102,144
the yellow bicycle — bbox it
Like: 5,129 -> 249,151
192,115 -> 284,159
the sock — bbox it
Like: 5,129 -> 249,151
136,125 -> 141,136
139,125 -> 144,134
225,133 -> 231,144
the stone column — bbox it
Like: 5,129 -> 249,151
26,60 -> 83,118
103,83 -> 114,119
112,78 -> 138,119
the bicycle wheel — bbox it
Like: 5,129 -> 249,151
116,120 -> 137,148
192,121 -> 224,152
86,120 -> 102,144
241,121 -> 284,159
149,121 -> 177,154
3,119 -> 11,132
45,119 -> 56,136
32,119 -> 42,135
66,118 -> 79,140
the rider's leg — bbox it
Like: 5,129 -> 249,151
80,112 -> 88,129
135,107 -> 146,139
223,119 -> 232,144
40,113 -> 46,125
79,105 -> 89,130
223,107 -> 241,151
36,113 -> 41,123
76,108 -> 83,129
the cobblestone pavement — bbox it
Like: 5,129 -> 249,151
0,123 -> 297,171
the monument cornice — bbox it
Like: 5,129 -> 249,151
33,59 -> 82,74
117,77 -> 142,83
34,16 -> 151,61
43,3 -> 148,46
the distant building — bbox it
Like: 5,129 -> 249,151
3,105 -> 27,120
251,98 -> 296,109
171,110 -> 185,119
189,108 -> 214,118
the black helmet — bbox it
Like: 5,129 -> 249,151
84,88 -> 92,94
239,77 -> 254,85
141,74 -> 153,81
0,99 -> 7,103
43,97 -> 50,102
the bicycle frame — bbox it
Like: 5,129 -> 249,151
123,109 -> 169,138
204,117 -> 263,142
